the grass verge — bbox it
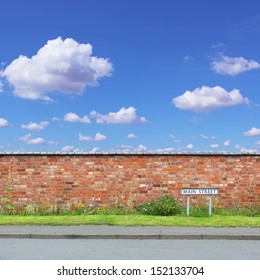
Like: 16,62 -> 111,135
0,215 -> 260,227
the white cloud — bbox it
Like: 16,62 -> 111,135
19,134 -> 57,145
61,145 -> 82,153
244,127 -> 260,137
224,139 -> 231,147
64,112 -> 91,124
153,147 -> 176,153
78,134 -> 92,142
61,146 -> 75,152
115,144 -> 148,153
89,147 -> 101,153
47,140 -> 58,146
21,121 -> 49,130
52,117 -> 61,121
94,133 -> 107,141
135,144 -> 148,152
0,118 -> 9,127
78,132 -> 107,142
240,147 -> 258,153
184,55 -> 193,62
127,133 -> 138,139
210,144 -> 219,149
2,37 -> 113,101
90,107 -> 148,124
19,134 -> 32,142
27,137 -> 46,145
200,134 -> 217,141
186,144 -> 194,150
0,81 -> 3,93
211,54 -> 260,75
172,86 -> 249,112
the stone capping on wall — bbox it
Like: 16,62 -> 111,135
0,152 -> 259,156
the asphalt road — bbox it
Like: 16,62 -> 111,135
0,239 -> 259,260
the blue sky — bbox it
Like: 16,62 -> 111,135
0,0 -> 259,153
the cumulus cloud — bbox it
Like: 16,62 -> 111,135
19,134 -> 32,143
19,134 -> 57,145
240,147 -> 258,153
2,37 -> 113,101
186,144 -> 194,150
78,132 -> 107,142
61,146 -> 75,152
224,139 -> 231,147
210,144 -> 219,149
172,86 -> 249,112
90,107 -> 148,124
27,137 -> 46,145
115,144 -> 148,153
89,147 -> 102,153
0,118 -> 9,127
21,121 -> 49,130
244,127 -> 260,136
211,54 -> 260,75
61,145 -> 82,153
64,112 -> 91,124
127,133 -> 138,139
183,55 -> 193,62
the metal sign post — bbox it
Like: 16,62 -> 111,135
208,195 -> 212,216
181,188 -> 218,216
187,195 -> 190,216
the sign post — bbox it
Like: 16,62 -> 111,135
187,195 -> 190,216
181,188 -> 218,216
209,195 -> 212,216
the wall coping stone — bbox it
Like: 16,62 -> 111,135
0,152 -> 259,156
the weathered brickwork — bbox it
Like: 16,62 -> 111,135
0,154 -> 259,209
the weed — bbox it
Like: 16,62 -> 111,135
1,166 -> 14,212
136,195 -> 182,216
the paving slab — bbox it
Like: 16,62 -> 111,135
0,225 -> 259,240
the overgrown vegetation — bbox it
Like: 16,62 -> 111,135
136,195 -> 182,216
0,195 -> 259,217
1,166 -> 14,212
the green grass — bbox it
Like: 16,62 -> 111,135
0,215 -> 260,227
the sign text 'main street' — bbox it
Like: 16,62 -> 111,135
181,188 -> 218,195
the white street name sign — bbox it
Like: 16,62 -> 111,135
181,188 -> 218,195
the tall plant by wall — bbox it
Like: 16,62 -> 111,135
1,166 -> 14,211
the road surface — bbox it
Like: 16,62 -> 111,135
0,239 -> 259,260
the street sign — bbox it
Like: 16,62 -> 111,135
181,188 -> 218,195
181,188 -> 219,216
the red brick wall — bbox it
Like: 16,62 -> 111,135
0,154 -> 259,209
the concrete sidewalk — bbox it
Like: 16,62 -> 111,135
0,225 -> 260,240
